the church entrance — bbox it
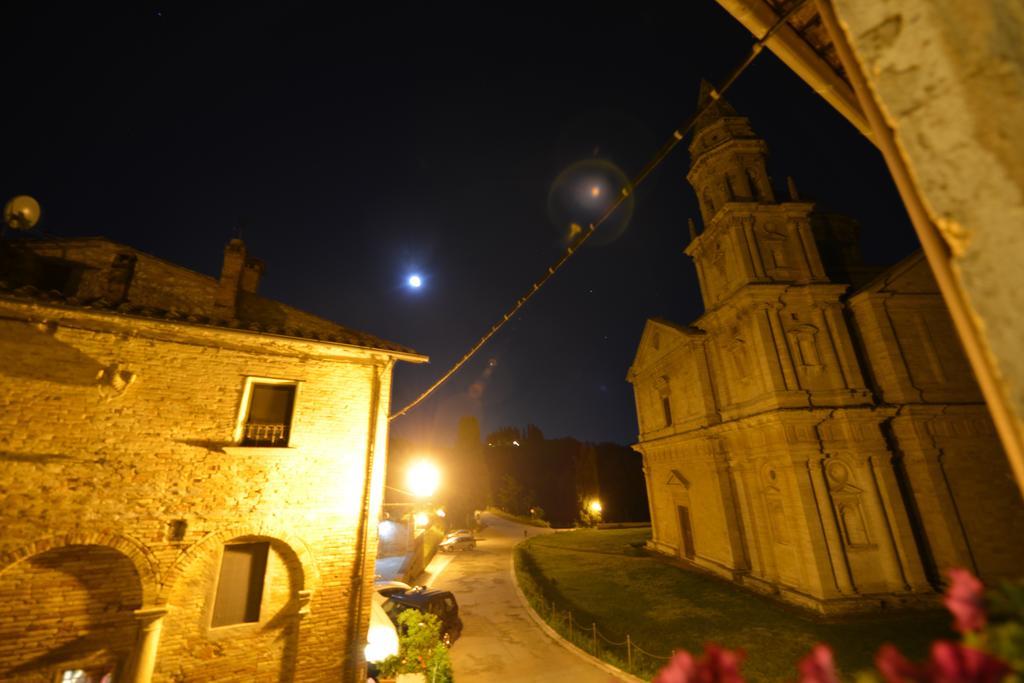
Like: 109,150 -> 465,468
677,505 -> 695,559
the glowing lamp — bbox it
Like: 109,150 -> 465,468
365,594 -> 400,662
588,499 -> 603,514
414,512 -> 430,527
436,508 -> 446,518
406,459 -> 441,498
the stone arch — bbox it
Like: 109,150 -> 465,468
162,524 -> 320,603
157,526 -> 319,682
0,530 -> 161,605
0,539 -> 151,680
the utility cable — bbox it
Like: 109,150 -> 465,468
389,0 -> 808,421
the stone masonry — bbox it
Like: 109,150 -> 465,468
0,237 -> 426,681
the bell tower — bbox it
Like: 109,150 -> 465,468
684,84 -> 831,310
687,81 -> 775,227
682,82 -> 872,413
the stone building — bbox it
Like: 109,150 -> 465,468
627,88 -> 1024,614
0,236 -> 425,681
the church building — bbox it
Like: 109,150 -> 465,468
628,86 -> 1024,613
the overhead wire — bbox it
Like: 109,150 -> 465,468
389,0 -> 809,421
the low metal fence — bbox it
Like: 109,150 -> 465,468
515,549 -> 674,680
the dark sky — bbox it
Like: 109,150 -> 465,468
2,2 -> 919,448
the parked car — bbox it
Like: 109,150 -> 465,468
445,528 -> 473,539
439,535 -> 476,552
374,579 -> 413,597
382,587 -> 463,646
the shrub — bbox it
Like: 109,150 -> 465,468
378,609 -> 452,683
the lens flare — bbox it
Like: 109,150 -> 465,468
548,159 -> 634,246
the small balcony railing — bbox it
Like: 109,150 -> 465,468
242,422 -> 289,447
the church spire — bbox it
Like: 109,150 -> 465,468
693,79 -> 740,136
687,80 -> 775,225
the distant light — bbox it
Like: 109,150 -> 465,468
407,459 -> 441,498
408,274 -> 422,288
588,499 -> 603,514
591,186 -> 601,197
436,508 -> 446,518
414,512 -> 430,527
512,440 -> 520,447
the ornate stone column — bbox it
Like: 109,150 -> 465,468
130,606 -> 168,683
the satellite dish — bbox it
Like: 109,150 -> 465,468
3,195 -> 41,231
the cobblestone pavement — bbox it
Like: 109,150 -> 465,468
421,513 -> 624,683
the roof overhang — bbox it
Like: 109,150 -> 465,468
714,0 -> 873,143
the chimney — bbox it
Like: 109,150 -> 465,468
214,238 -> 247,317
239,257 -> 265,294
106,253 -> 137,303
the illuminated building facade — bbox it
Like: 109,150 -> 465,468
628,90 -> 1024,613
0,237 -> 424,681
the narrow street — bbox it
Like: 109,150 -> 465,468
421,513 -> 622,683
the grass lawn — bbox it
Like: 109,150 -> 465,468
516,528 -> 954,682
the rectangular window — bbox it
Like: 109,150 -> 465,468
662,396 -> 673,427
211,542 -> 269,627
242,382 -> 296,447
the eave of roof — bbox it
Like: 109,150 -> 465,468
0,280 -> 427,362
713,0 -> 873,140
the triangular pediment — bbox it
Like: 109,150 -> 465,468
628,318 -> 704,379
666,469 -> 691,489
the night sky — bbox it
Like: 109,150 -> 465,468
2,2 -> 919,448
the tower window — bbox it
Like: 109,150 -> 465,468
662,396 -> 673,427
211,542 -> 269,627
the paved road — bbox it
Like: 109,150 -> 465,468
420,513 -> 622,683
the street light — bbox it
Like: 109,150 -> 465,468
406,459 -> 440,498
588,499 -> 603,515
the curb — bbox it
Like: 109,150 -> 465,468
507,544 -> 647,683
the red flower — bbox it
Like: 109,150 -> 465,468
876,644 -> 928,682
700,644 -> 745,683
927,641 -> 1010,683
798,644 -> 840,683
652,645 -> 745,683
875,641 -> 1011,682
653,650 -> 697,683
944,569 -> 987,634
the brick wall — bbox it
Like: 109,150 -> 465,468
0,298 -> 399,682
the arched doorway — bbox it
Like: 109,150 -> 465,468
0,544 -> 144,682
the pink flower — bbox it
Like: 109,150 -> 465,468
652,645 -> 745,683
875,641 -> 1011,683
876,644 -> 928,682
798,644 -> 840,683
927,641 -> 1010,683
653,650 -> 698,683
700,644 -> 745,683
944,569 -> 987,633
